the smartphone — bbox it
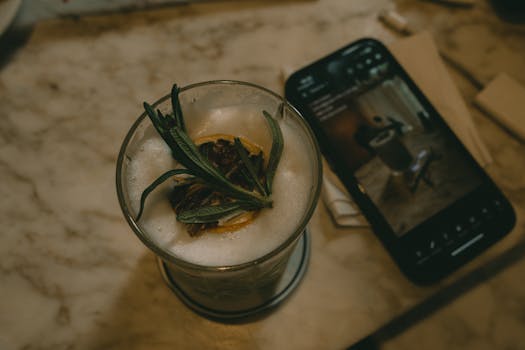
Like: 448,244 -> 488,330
285,38 -> 516,284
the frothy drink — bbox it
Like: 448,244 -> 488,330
125,105 -> 316,266
117,81 -> 321,316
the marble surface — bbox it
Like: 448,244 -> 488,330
1,0 -> 524,349
383,250 -> 525,350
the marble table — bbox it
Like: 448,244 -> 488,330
1,0 -> 524,349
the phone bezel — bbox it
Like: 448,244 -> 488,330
285,38 -> 516,284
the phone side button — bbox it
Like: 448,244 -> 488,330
450,233 -> 485,257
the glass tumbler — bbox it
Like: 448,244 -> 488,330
116,80 -> 322,319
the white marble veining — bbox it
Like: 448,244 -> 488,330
0,0 -> 524,349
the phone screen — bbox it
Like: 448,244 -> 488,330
288,43 -> 483,236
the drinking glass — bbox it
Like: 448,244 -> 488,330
116,80 -> 322,319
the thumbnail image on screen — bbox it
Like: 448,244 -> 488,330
306,60 -> 482,236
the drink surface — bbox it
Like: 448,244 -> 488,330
125,106 -> 315,266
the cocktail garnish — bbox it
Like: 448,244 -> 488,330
135,84 -> 284,236
262,109 -> 284,194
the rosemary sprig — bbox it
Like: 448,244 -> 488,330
135,168 -> 194,221
177,201 -> 257,224
168,126 -> 272,207
233,137 -> 267,196
136,84 -> 284,229
171,84 -> 186,132
143,102 -> 177,151
263,108 -> 284,194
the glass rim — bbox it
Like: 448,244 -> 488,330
115,80 -> 322,272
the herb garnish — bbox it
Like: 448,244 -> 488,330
135,84 -> 284,235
